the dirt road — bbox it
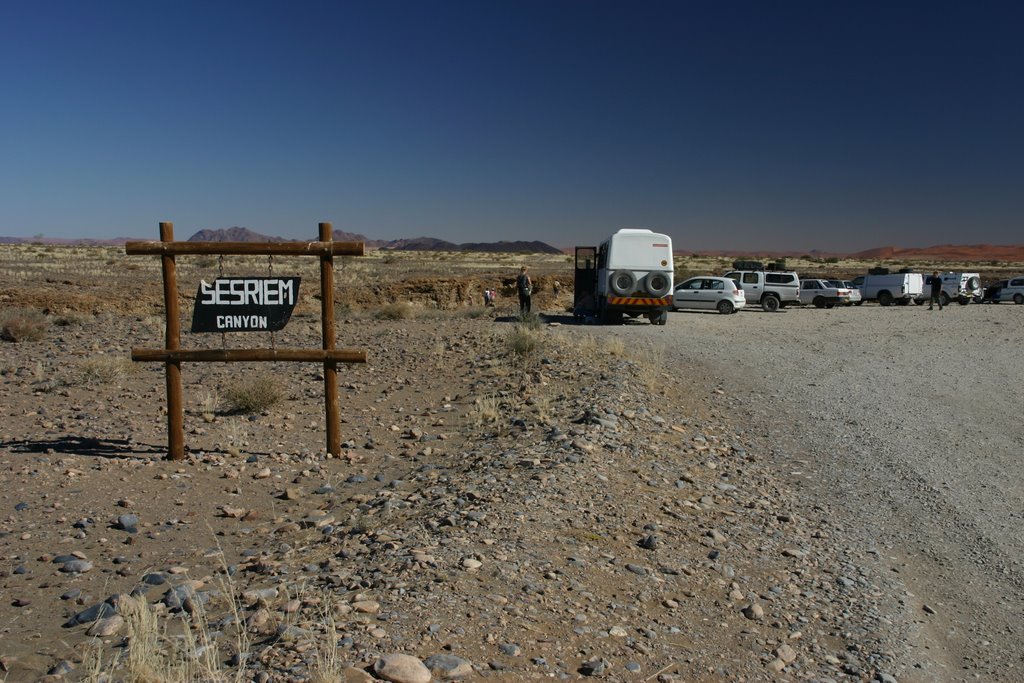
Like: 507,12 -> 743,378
604,303 -> 1024,681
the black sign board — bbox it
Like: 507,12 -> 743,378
191,277 -> 300,333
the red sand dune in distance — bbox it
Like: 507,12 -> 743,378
849,244 -> 1024,261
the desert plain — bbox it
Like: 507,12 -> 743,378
1,244 -> 1023,682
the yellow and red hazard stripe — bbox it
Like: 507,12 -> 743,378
607,296 -> 671,306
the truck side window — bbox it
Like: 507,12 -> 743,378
743,273 -> 758,284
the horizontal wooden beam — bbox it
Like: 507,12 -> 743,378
132,348 -> 367,363
125,240 -> 364,257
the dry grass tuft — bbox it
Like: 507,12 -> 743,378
628,344 -> 668,392
474,394 -> 502,425
603,338 -> 626,356
222,375 -> 283,414
373,302 -> 416,320
78,356 -> 138,385
506,325 -> 543,359
0,307 -> 48,342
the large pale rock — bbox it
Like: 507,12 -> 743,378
373,653 -> 432,683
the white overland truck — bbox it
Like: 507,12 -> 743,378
723,261 -> 800,312
574,228 -> 674,325
851,268 -> 924,306
914,271 -> 983,306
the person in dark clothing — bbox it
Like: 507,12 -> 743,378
928,271 -> 944,310
516,266 -> 532,315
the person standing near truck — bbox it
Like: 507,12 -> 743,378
516,266 -> 532,315
929,271 -> 944,310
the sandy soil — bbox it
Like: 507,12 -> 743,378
2,249 -> 1022,682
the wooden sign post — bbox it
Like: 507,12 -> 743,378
126,222 -> 365,460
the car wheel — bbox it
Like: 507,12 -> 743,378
1015,293 -> 1024,305
717,300 -> 734,315
854,301 -> 863,306
896,298 -> 910,306
826,303 -> 835,308
878,290 -> 893,306
939,292 -> 950,307
813,296 -> 825,308
958,296 -> 970,305
761,295 -> 780,312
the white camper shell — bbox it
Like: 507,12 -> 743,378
852,270 -> 924,306
574,229 -> 673,325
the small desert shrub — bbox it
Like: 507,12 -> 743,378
0,308 -> 48,342
373,302 -> 416,320
459,306 -> 489,319
53,311 -> 89,327
78,356 -> 137,384
516,311 -> 542,329
222,375 -> 283,414
506,325 -> 543,358
473,394 -> 501,425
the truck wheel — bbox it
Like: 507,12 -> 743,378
896,298 -> 910,306
1015,294 -> 1024,305
812,296 -> 825,308
717,300 -> 734,315
854,301 -> 863,306
939,292 -> 950,307
826,303 -> 835,308
913,298 -> 924,305
878,290 -> 893,306
958,296 -> 970,305
761,295 -> 780,312
649,311 -> 668,325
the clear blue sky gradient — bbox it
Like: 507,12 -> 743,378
2,1 -> 1022,251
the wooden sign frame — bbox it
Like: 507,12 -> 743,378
126,222 -> 366,460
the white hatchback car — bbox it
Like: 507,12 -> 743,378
672,276 -> 746,314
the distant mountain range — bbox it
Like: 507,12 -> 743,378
2,229 -> 1022,260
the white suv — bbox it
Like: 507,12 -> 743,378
723,267 -> 800,312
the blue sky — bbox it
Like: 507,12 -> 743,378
2,1 -> 1022,251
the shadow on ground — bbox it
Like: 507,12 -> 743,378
0,436 -> 166,459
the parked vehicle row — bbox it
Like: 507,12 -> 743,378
572,237 -> 1024,325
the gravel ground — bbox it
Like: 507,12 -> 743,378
599,302 -> 1024,682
